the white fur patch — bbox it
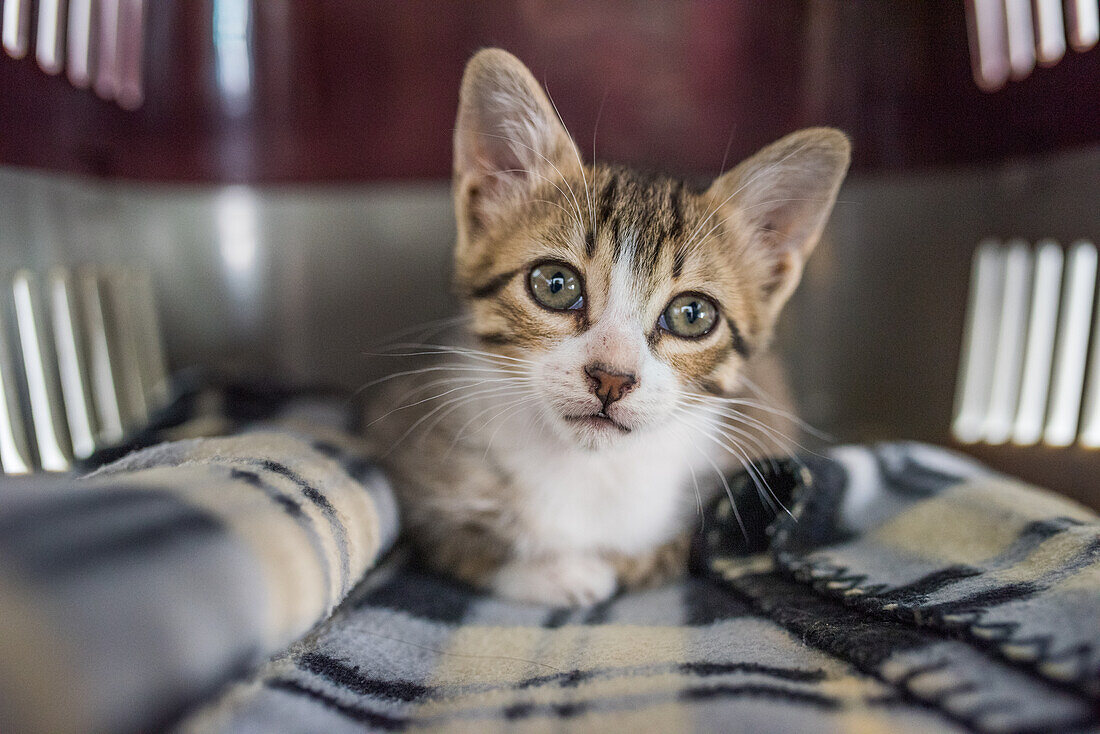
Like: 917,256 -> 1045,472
487,248 -> 723,564
491,554 -> 617,605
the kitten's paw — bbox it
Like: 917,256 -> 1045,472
492,554 -> 617,606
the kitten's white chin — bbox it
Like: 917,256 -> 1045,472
572,426 -> 627,451
556,410 -> 648,450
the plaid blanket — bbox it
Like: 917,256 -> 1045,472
0,383 -> 1096,733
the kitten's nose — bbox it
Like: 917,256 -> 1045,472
584,364 -> 638,409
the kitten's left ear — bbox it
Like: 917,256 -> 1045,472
453,49 -> 584,246
709,128 -> 850,314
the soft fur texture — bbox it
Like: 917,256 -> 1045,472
366,48 -> 850,605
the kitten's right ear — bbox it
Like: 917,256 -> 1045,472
453,49 -> 583,244
708,128 -> 850,319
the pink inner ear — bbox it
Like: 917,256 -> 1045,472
759,247 -> 799,300
456,112 -> 558,231
459,128 -> 524,190
460,147 -> 533,235
463,181 -> 486,235
455,57 -> 585,223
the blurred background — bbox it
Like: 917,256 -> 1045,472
1,0 -> 1099,506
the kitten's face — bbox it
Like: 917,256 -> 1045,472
451,50 -> 849,450
456,167 -> 760,449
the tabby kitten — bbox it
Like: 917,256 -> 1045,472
366,49 -> 849,606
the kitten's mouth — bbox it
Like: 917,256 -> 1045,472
565,411 -> 631,433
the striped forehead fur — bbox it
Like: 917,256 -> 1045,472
457,161 -> 763,384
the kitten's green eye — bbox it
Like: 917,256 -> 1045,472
659,293 -> 719,338
529,262 -> 584,311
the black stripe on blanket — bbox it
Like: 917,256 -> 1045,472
682,577 -> 757,624
986,517 -> 1090,568
497,682 -> 851,722
244,458 -> 352,587
872,450 -> 972,497
150,648 -> 263,734
309,439 -> 382,485
680,683 -> 842,709
724,570 -> 1098,732
544,608 -> 572,628
0,489 -> 175,538
227,467 -> 335,600
2,499 -> 223,580
265,679 -> 407,730
869,565 -> 984,605
507,661 -> 829,691
349,567 -> 486,623
296,653 -> 429,702
228,469 -> 305,517
679,662 -> 827,683
713,571 -> 932,671
542,594 -> 635,627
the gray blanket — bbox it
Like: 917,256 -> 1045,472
0,385 -> 1096,733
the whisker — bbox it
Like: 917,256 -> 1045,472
381,342 -> 539,366
672,415 -> 749,541
678,401 -> 818,490
677,141 -> 816,259
384,384 -> 533,455
592,90 -> 609,163
733,376 -> 835,443
532,196 -> 584,222
472,130 -> 586,229
367,349 -> 535,379
482,397 -> 540,457
739,197 -> 843,213
543,84 -> 596,236
485,168 -> 583,231
367,378 -> 531,429
366,314 -> 472,351
684,197 -> 823,262
717,126 -> 736,178
675,406 -> 769,479
736,373 -> 775,401
698,410 -> 787,474
394,375 -> 534,406
416,381 -> 537,448
680,390 -> 831,442
450,391 -> 534,445
680,398 -> 812,462
687,454 -> 704,526
673,408 -> 791,519
353,363 -> 528,399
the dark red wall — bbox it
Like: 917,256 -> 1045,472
2,0 -> 1099,182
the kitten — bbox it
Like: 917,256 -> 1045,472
366,48 -> 849,606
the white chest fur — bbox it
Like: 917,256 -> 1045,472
496,422 -> 714,558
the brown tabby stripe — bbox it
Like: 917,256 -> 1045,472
597,174 -> 618,232
697,377 -> 726,396
667,180 -> 685,240
642,226 -> 664,276
727,318 -> 751,358
601,171 -> 686,278
692,339 -> 735,377
672,245 -> 687,279
610,213 -> 623,262
646,328 -> 661,350
476,331 -> 515,346
469,269 -> 519,299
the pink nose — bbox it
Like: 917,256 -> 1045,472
584,364 -> 638,408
